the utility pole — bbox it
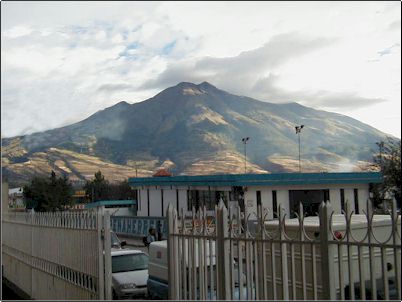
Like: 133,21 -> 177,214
295,125 -> 304,173
241,137 -> 250,174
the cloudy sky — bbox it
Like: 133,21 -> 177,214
1,1 -> 401,138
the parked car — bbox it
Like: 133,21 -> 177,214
112,249 -> 149,299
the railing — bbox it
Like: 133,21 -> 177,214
167,199 -> 401,300
2,210 -> 112,300
111,216 -> 167,238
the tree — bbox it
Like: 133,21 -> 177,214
23,171 -> 73,212
84,171 -> 136,201
84,170 -> 109,202
372,138 -> 401,209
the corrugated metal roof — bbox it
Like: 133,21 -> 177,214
128,172 -> 382,187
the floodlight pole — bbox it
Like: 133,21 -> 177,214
242,137 -> 250,174
295,125 -> 304,173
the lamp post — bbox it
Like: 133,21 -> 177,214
295,125 -> 304,173
376,141 -> 384,170
241,137 -> 250,174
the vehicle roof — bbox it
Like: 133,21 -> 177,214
111,249 -> 145,256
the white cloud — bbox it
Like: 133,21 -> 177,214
2,25 -> 33,38
1,1 -> 401,138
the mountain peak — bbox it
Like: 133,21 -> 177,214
176,82 -> 198,88
198,81 -> 217,90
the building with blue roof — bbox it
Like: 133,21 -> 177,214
128,172 -> 382,218
84,200 -> 137,216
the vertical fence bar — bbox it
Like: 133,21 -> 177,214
319,201 -> 336,300
167,205 -> 179,300
338,243 -> 345,300
367,200 -> 377,300
216,199 -> 230,300
271,241 -> 277,300
381,246 -> 389,300
202,206 -> 208,300
229,206 -> 235,300
391,199 -> 401,300
191,207 -> 197,299
198,208 -> 204,300
261,207 -> 268,301
311,243 -> 318,300
103,212 -> 112,300
97,209 -> 104,300
299,203 -> 307,300
346,200 -> 355,300
253,237 -> 259,300
290,242 -> 296,300
181,209 -> 188,300
357,244 -> 366,300
279,206 -> 289,300
244,206 -> 252,300
237,206 -> 244,300
256,205 -> 266,300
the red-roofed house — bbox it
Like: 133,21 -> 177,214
153,169 -> 172,177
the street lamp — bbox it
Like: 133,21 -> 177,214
295,125 -> 304,173
241,137 -> 250,174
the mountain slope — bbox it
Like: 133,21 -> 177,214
2,81 -> 390,185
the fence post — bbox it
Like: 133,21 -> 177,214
103,211 -> 112,300
319,201 -> 336,300
257,204 -> 265,300
216,199 -> 231,300
167,204 -> 180,300
278,205 -> 289,300
97,209 -> 105,300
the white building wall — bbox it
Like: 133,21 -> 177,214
329,189 -> 342,214
178,188 -> 188,212
149,188 -> 162,216
261,189 -> 273,219
162,189 -> 176,217
277,190 -> 290,216
358,187 -> 369,214
138,189 -> 148,217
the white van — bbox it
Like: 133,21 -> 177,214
147,240 -> 247,299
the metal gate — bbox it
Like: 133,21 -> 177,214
2,209 -> 112,300
167,199 -> 401,300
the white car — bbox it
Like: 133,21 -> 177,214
111,249 -> 149,299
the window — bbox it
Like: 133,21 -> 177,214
272,191 -> 277,218
324,189 -> 330,202
340,189 -> 345,212
112,253 -> 149,273
256,191 -> 261,207
187,190 -> 228,211
354,189 -> 359,214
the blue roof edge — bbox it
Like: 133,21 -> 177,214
128,172 -> 383,187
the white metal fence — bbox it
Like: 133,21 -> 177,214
2,210 -> 112,300
167,199 -> 401,300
